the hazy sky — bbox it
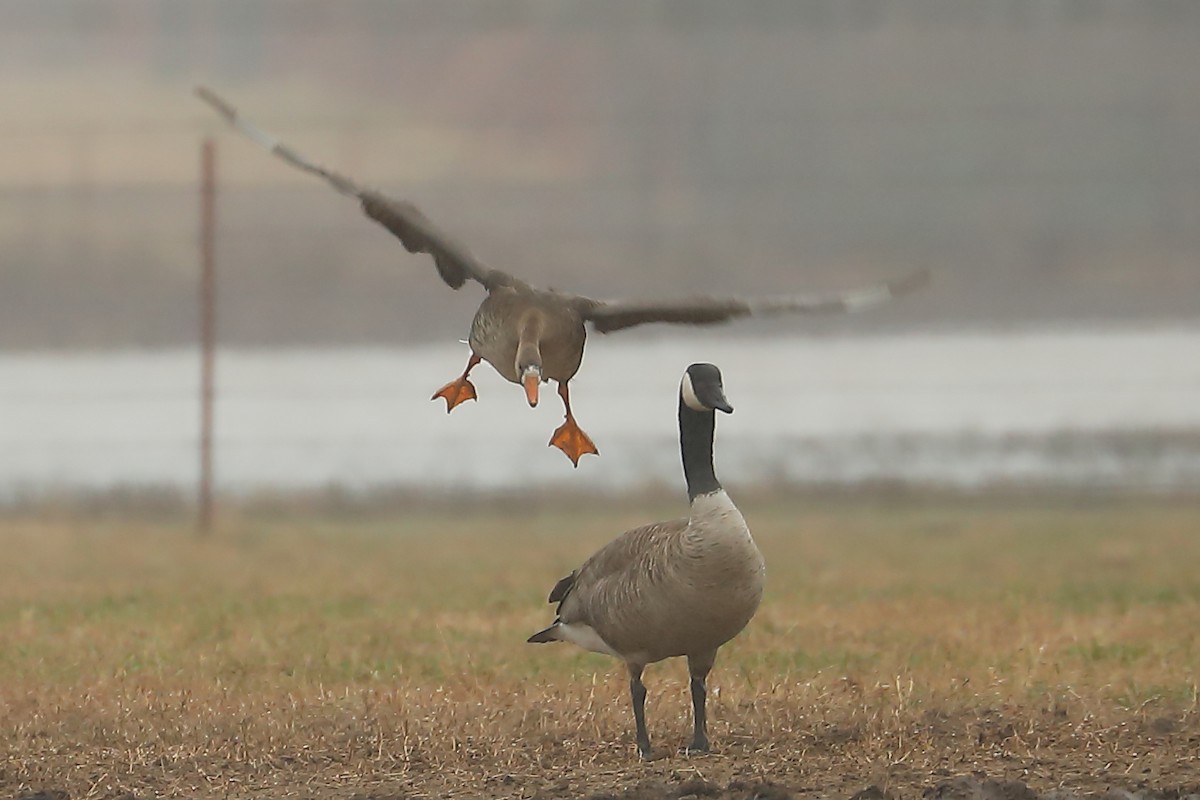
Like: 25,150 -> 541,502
2,0 -> 1198,348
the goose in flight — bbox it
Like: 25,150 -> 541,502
528,363 -> 764,758
196,87 -> 929,466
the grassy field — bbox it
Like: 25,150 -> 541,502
1,493 -> 1198,799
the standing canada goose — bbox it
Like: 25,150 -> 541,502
196,87 -> 929,466
527,363 -> 764,759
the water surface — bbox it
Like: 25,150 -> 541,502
2,328 -> 1198,496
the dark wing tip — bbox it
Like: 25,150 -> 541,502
548,572 -> 575,604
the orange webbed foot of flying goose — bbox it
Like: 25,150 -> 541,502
549,415 -> 599,467
548,381 -> 598,466
432,353 -> 481,412
431,377 -> 477,412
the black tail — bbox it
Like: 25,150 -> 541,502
527,623 -> 561,644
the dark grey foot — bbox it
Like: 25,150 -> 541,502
684,736 -> 710,755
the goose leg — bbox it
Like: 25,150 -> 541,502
686,653 -> 715,754
628,663 -> 653,760
548,381 -> 599,466
431,353 -> 481,412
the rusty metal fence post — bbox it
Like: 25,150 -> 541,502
198,138 -> 217,535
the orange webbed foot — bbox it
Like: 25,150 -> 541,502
548,417 -> 599,467
431,377 -> 477,412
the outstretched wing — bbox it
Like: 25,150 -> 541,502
358,193 -> 520,291
195,86 -> 519,292
577,269 -> 930,334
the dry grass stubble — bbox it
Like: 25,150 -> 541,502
1,495 -> 1199,798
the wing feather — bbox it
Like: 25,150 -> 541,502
556,519 -> 686,625
195,86 -> 518,292
548,572 -> 575,605
580,269 -> 930,334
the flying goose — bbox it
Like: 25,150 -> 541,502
196,87 -> 929,466
527,363 -> 764,758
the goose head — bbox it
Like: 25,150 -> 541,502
680,363 -> 733,415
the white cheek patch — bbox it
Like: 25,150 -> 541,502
681,372 -> 708,412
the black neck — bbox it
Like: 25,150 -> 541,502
679,400 -> 722,500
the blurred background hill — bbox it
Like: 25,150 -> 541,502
2,0 -> 1198,349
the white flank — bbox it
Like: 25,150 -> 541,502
558,623 -> 620,657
